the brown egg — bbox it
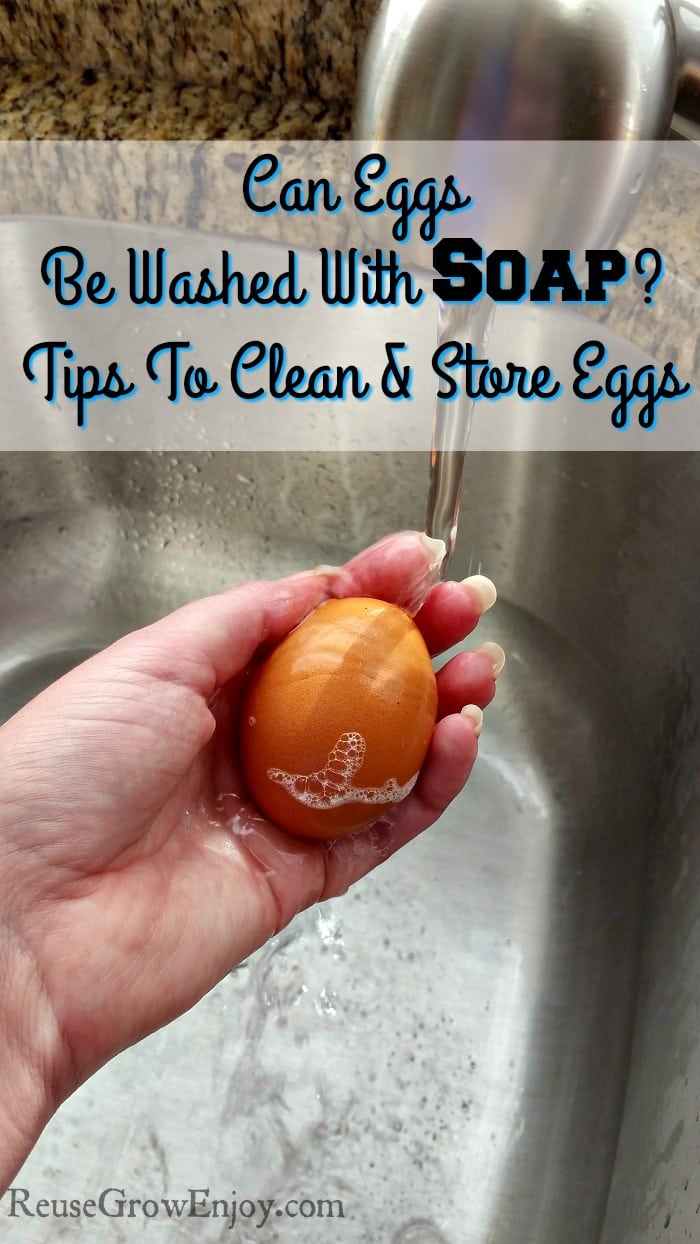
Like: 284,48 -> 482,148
240,597 -> 438,840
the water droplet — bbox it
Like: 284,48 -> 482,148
316,906 -> 346,959
314,985 -> 339,1017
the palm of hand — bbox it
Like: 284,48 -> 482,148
0,534 -> 496,1099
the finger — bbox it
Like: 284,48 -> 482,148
99,531 -> 445,697
435,647 -> 503,718
415,575 -> 498,655
321,712 -> 479,898
326,530 -> 445,614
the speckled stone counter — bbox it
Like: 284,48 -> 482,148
0,0 -> 378,103
0,0 -> 377,141
0,61 -> 351,139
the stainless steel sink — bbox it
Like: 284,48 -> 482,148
1,251 -> 700,1241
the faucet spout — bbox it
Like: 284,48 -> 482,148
354,0 -> 690,273
674,0 -> 700,133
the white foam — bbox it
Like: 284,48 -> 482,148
267,731 -> 419,810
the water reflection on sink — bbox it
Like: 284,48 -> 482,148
3,439 -> 699,1243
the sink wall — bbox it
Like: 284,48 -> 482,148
1,448 -> 698,1241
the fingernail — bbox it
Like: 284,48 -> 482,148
419,533 -> 447,574
461,705 -> 484,737
461,574 -> 498,614
476,641 -> 506,680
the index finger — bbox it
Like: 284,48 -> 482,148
414,574 -> 498,656
104,531 -> 446,697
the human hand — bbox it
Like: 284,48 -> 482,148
0,531 -> 502,1187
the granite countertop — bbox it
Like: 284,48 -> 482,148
0,0 -> 696,381
0,61 -> 351,138
0,0 -> 374,139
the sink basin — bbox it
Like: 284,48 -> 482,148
1,228 -> 699,1243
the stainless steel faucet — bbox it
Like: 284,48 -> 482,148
355,0 -> 699,146
354,0 -> 699,563
354,0 -> 699,265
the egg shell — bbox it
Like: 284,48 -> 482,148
240,597 -> 438,840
